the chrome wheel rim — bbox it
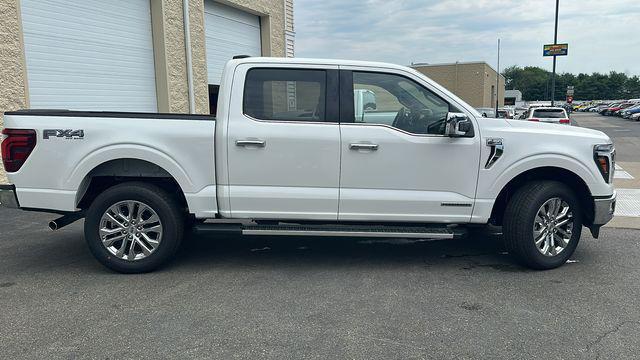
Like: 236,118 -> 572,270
533,197 -> 574,257
99,200 -> 163,261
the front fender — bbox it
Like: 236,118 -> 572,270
482,153 -> 602,200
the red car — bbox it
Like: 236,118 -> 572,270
604,102 -> 633,116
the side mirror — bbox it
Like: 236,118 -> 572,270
445,112 -> 473,137
353,89 -> 377,121
363,90 -> 377,111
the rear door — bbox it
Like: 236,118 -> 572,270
225,64 -> 341,220
337,67 -> 481,223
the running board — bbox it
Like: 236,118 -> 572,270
193,223 -> 464,239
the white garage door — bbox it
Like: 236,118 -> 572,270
204,1 -> 262,85
21,0 -> 158,112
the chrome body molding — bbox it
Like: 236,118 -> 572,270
485,137 -> 504,169
593,192 -> 616,225
241,229 -> 454,239
440,202 -> 472,207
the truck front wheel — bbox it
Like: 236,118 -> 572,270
503,181 -> 583,269
84,182 -> 184,273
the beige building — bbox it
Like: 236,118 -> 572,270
0,0 -> 293,181
411,62 -> 505,109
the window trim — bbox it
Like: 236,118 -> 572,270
241,67 -> 339,124
339,69 -> 468,137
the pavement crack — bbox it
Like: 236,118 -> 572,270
586,320 -> 640,355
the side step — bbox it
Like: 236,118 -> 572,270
193,223 -> 464,239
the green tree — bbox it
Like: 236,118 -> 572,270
502,66 -> 640,101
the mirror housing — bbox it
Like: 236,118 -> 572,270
445,112 -> 474,137
354,89 -> 377,122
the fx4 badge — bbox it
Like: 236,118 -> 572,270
43,129 -> 85,140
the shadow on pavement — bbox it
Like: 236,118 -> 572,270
171,226 -> 521,272
0,208 -> 547,274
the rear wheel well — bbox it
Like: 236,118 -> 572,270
490,167 -> 594,226
76,159 -> 188,212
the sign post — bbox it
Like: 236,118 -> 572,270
566,85 -> 574,104
545,0 -> 563,106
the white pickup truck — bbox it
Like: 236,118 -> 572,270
0,57 -> 616,273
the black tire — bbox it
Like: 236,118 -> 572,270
503,181 -> 583,270
84,182 -> 184,273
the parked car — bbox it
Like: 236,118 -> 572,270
476,107 -> 496,117
591,104 -> 610,112
605,102 -> 634,116
497,108 -> 515,119
526,107 -> 571,125
0,57 -> 616,273
600,103 -> 620,115
631,112 -> 640,121
621,104 -> 640,119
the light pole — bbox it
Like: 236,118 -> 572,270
550,0 -> 559,106
495,38 -> 500,116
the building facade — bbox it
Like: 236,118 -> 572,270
0,0 -> 293,180
411,62 -> 505,109
504,89 -> 523,106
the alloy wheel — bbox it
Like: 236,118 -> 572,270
99,200 -> 163,261
532,197 -> 574,257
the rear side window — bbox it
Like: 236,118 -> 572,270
533,109 -> 566,118
244,69 -> 327,122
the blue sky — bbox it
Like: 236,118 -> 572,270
294,0 -> 640,75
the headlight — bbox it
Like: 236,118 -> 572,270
594,144 -> 615,183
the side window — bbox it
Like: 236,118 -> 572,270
244,68 -> 327,122
352,72 -> 456,135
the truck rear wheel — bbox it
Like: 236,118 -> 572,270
503,181 -> 583,269
84,182 -> 184,273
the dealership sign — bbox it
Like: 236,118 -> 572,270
543,43 -> 568,56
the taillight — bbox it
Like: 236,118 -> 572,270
1,129 -> 37,172
529,118 -> 540,122
559,119 -> 570,124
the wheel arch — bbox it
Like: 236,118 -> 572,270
489,166 -> 595,226
75,158 -> 188,212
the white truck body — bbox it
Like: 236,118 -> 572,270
1,57 -> 617,272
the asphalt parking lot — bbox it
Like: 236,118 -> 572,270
1,112 -> 640,359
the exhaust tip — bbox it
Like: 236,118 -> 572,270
48,221 -> 58,231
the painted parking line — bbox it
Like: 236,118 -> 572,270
614,189 -> 640,217
615,164 -> 634,179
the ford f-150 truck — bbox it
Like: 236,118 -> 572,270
0,57 -> 616,273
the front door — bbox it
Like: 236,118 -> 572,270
338,69 -> 481,223
226,66 -> 341,220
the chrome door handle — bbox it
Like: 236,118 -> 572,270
349,143 -> 379,151
236,139 -> 266,147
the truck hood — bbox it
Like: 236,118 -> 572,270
497,118 -> 611,143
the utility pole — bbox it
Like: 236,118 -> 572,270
550,0 -> 559,106
495,38 -> 500,116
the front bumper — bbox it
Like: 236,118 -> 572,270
593,192 -> 616,226
0,184 -> 19,209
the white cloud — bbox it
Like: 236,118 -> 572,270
295,0 -> 640,75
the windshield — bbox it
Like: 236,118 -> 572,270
533,109 -> 566,118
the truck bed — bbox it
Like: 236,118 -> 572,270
3,110 -> 218,218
